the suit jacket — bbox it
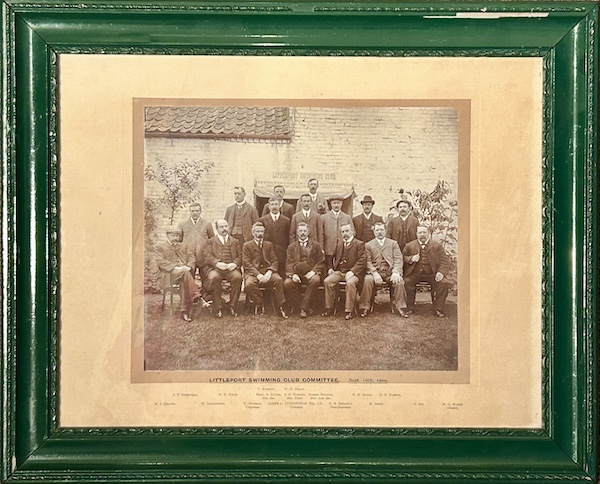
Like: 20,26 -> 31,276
403,239 -> 449,277
261,200 -> 295,220
295,194 -> 329,214
258,213 -> 291,264
285,240 -> 325,277
224,202 -> 259,243
365,238 -> 403,276
177,216 -> 214,264
331,238 -> 366,276
353,213 -> 384,242
386,214 -> 419,251
321,210 -> 354,256
202,236 -> 242,269
154,241 -> 195,289
242,240 -> 279,277
289,210 -> 324,247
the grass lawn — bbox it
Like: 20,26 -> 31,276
144,289 -> 458,372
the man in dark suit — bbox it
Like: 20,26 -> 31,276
259,197 -> 291,277
295,178 -> 328,214
321,196 -> 354,269
403,225 -> 450,317
284,222 -> 325,318
352,195 -> 384,242
177,202 -> 214,273
358,221 -> 409,318
202,219 -> 243,318
289,193 -> 324,247
224,186 -> 259,247
242,222 -> 289,319
155,228 -> 201,322
321,223 -> 366,320
261,185 -> 295,220
386,194 -> 419,252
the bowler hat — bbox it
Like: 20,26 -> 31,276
360,195 -> 375,205
329,195 -> 344,202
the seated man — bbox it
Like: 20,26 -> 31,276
321,223 -> 366,320
358,221 -> 409,318
284,222 -> 325,318
403,225 -> 450,317
202,219 -> 243,318
242,222 -> 289,319
154,228 -> 201,322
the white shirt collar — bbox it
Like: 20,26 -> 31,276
400,214 -> 410,221
217,234 -> 228,244
344,236 -> 354,245
235,202 -> 245,208
302,209 -> 311,217
377,237 -> 386,246
363,212 -> 373,220
271,213 -> 279,221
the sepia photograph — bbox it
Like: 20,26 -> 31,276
139,102 -> 463,376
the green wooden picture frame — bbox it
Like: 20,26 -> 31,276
1,1 -> 597,482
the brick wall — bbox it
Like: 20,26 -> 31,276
145,106 -> 458,236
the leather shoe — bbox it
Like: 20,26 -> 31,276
229,306 -> 238,317
214,309 -> 223,319
320,309 -> 333,317
299,309 -> 308,319
397,309 -> 409,318
345,312 -> 353,320
405,309 -> 414,315
435,310 -> 445,318
181,312 -> 192,322
359,309 -> 368,318
279,307 -> 290,319
254,305 -> 265,316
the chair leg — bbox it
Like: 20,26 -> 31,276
161,291 -> 166,311
169,287 -> 174,316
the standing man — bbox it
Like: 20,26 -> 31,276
242,222 -> 289,319
284,222 -> 325,318
386,193 -> 419,252
259,197 -> 291,277
321,223 -> 366,320
202,219 -> 243,318
358,221 -> 409,318
295,178 -> 329,214
155,228 -> 201,322
289,193 -> 323,247
178,202 -> 214,273
352,195 -> 384,242
321,195 -> 354,269
403,225 -> 450,317
261,185 -> 295,220
224,186 -> 259,247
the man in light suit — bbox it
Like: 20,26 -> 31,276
295,178 -> 328,214
386,192 -> 419,251
224,186 -> 259,247
321,223 -> 366,320
403,225 -> 450,317
321,195 -> 354,269
358,221 -> 409,318
261,185 -> 295,220
242,222 -> 289,319
352,195 -> 384,243
259,197 -> 291,277
289,193 -> 324,247
177,202 -> 214,273
202,219 -> 243,318
284,222 -> 325,318
155,228 -> 201,322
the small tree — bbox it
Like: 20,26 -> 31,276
144,158 -> 214,224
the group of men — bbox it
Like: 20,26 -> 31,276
154,178 -> 450,322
